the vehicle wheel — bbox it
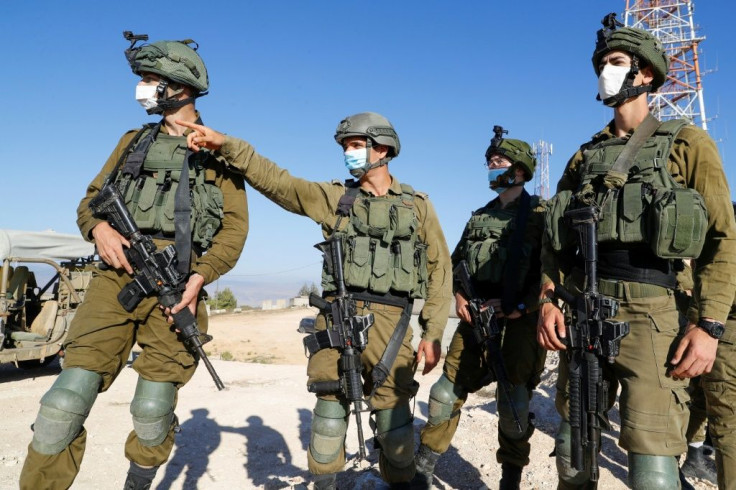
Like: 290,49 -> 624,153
17,354 -> 59,369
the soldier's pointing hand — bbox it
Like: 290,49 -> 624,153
176,120 -> 226,151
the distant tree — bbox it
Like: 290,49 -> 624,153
207,288 -> 237,310
298,282 -> 320,297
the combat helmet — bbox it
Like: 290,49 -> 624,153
485,125 -> 536,182
124,31 -> 209,113
592,13 -> 669,106
334,112 -> 400,178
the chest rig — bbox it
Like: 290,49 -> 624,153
321,181 -> 429,299
461,191 -> 538,298
547,118 -> 707,260
111,123 -> 225,256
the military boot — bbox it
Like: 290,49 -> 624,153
680,445 -> 717,485
313,473 -> 337,490
499,463 -> 522,490
123,463 -> 158,490
410,444 -> 441,489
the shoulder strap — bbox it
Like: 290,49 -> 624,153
119,122 -> 162,180
336,179 -> 361,217
105,123 -> 158,185
501,189 -> 532,314
604,114 -> 661,189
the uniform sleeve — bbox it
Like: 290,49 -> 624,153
416,197 -> 453,343
76,131 -> 139,241
671,128 -> 736,324
218,135 -> 341,224
190,163 -> 249,285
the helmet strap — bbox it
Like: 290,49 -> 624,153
149,79 -> 206,114
599,55 -> 653,107
351,138 -> 391,179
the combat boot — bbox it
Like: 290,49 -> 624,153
313,473 -> 337,490
680,445 -> 717,485
410,444 -> 441,489
123,463 -> 159,490
499,462 -> 522,490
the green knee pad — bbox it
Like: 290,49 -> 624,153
497,383 -> 530,439
31,368 -> 102,455
427,374 -> 465,426
310,399 -> 348,465
375,405 -> 415,469
555,420 -> 592,486
627,453 -> 680,490
130,377 -> 177,447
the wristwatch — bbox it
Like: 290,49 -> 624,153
696,318 -> 725,340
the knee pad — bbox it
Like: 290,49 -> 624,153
130,377 -> 177,447
497,383 -> 531,439
627,453 -> 680,490
310,399 -> 348,465
374,404 -> 415,469
427,374 -> 465,426
555,420 -> 591,486
31,368 -> 101,455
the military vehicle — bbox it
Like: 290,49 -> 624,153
0,229 -> 95,369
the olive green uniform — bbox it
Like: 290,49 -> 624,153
19,122 -> 248,490
704,299 -> 736,489
542,121 -> 736,486
216,135 -> 452,481
419,194 -> 547,469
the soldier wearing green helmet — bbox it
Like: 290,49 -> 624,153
413,126 -> 547,490
18,32 -> 248,490
538,13 -> 736,490
173,112 -> 452,489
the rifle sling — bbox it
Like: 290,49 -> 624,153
369,300 -> 413,398
174,153 -> 193,275
604,114 -> 661,186
501,189 -> 531,314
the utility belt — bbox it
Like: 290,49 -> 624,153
597,278 -> 671,300
575,246 -> 678,290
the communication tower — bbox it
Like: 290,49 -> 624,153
532,141 -> 552,199
624,0 -> 708,129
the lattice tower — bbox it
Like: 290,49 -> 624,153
624,0 -> 708,129
532,141 -> 552,199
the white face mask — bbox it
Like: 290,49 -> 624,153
597,64 -> 631,101
135,84 -> 159,111
344,148 -> 369,177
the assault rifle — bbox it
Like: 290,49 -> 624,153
303,237 -> 374,462
553,206 -> 629,481
453,260 -> 522,432
89,182 -> 224,391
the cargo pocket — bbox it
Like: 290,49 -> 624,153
412,242 -> 428,299
370,240 -> 392,293
647,297 -> 683,389
344,236 -> 371,289
392,241 -> 414,294
596,188 -> 618,243
132,177 -> 159,229
618,182 -> 648,243
160,179 -> 179,234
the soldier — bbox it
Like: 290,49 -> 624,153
700,202 -> 736,490
412,128 -> 547,489
537,14 -> 736,490
19,34 -> 248,490
177,112 -> 452,489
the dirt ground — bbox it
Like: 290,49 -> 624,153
0,308 -> 718,489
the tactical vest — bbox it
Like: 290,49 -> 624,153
547,119 -> 707,259
461,195 -> 540,291
113,125 -> 225,251
321,182 -> 429,299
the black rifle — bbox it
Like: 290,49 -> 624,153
303,237 -> 374,461
553,206 -> 629,481
89,183 -> 224,391
453,260 -> 522,432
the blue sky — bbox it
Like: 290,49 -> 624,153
2,1 -> 733,304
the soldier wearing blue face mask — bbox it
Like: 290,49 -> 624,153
413,126 -> 547,490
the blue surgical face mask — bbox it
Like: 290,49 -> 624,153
344,148 -> 368,173
488,167 -> 514,194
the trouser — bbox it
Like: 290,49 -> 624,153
703,318 -> 736,490
306,299 -> 419,482
555,278 -> 690,488
420,312 -> 546,468
19,267 -> 207,490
